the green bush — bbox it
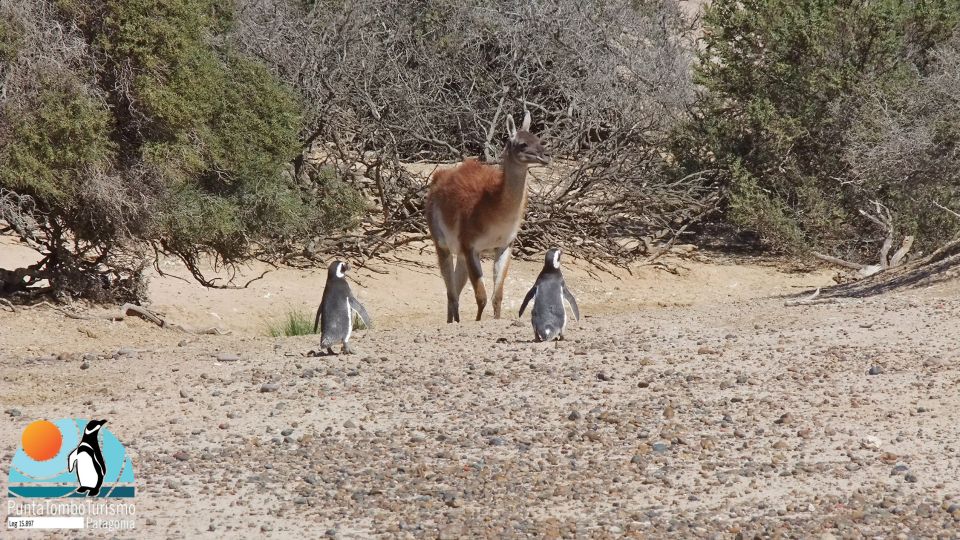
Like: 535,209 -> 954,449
0,0 -> 364,301
675,0 -> 960,255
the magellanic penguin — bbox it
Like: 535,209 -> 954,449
519,248 -> 580,342
313,261 -> 373,355
67,419 -> 107,497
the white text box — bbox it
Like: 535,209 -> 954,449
7,516 -> 85,529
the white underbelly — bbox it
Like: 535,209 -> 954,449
76,453 -> 98,487
473,221 -> 520,252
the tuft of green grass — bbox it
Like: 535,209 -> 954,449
266,308 -> 316,337
352,312 -> 368,331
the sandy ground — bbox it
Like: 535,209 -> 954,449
2,237 -> 960,538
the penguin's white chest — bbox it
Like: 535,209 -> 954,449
75,452 -> 98,487
344,301 -> 352,342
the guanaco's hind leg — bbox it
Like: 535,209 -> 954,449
454,254 -> 469,298
463,249 -> 487,321
491,246 -> 511,319
436,246 -> 460,323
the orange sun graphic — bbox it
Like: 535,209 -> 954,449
21,420 -> 63,462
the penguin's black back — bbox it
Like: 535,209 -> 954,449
531,270 -> 566,334
320,275 -> 353,344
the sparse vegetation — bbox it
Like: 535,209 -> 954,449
265,308 -> 316,337
3,0 -> 960,303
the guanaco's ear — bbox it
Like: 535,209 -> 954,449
506,114 -> 517,140
521,109 -> 531,131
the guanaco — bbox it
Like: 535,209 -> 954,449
425,110 -> 549,323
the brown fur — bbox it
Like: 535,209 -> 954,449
426,159 -> 527,248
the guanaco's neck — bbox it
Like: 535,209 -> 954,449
500,156 -> 529,204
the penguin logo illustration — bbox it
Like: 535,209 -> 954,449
314,261 -> 373,355
519,248 -> 580,342
67,419 -> 107,497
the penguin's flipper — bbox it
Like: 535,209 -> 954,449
562,285 -> 580,321
519,286 -> 537,317
67,448 -> 78,472
349,297 -> 373,329
313,304 -> 322,334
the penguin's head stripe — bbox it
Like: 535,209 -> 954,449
84,419 -> 106,435
335,261 -> 348,278
551,249 -> 561,269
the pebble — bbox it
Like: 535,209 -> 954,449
260,383 -> 280,393
597,371 -> 612,381
115,347 -> 137,358
217,353 -> 241,362
567,410 -> 581,421
80,361 -> 90,370
651,441 -> 670,453
173,450 -> 190,461
5,408 -> 22,417
867,366 -> 883,375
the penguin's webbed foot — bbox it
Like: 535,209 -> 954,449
76,487 -> 89,494
341,343 -> 355,355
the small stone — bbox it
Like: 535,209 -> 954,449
343,420 -> 356,428
259,383 -> 280,393
890,464 -> 909,476
905,473 -> 918,483
868,366 -> 883,375
775,413 -> 794,425
281,428 -> 294,436
442,492 -> 462,508
80,361 -> 90,370
179,389 -> 189,398
5,408 -> 22,417
217,353 -> 241,362
651,441 -> 670,453
173,450 -> 190,461
567,411 -> 581,421
663,404 -> 675,419
597,371 -> 611,381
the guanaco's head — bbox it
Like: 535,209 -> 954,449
505,110 -> 549,166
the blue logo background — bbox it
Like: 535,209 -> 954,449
7,418 -> 135,498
